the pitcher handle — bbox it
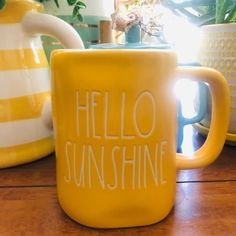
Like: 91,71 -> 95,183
21,12 -> 85,49
21,12 -> 85,129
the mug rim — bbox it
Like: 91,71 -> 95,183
51,48 -> 176,58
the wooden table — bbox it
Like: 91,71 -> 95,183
0,126 -> 235,236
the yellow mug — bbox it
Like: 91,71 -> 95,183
51,49 -> 230,228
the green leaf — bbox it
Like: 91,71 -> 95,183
0,0 -> 6,10
76,1 -> 86,9
77,13 -> 83,22
232,13 -> 236,22
225,3 -> 236,23
71,1 -> 86,23
72,6 -> 78,18
216,0 -> 229,23
54,0 -> 59,8
67,0 -> 77,6
72,5 -> 84,22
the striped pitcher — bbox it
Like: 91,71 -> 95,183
0,0 -> 84,168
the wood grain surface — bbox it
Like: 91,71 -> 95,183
0,126 -> 235,235
0,182 -> 235,236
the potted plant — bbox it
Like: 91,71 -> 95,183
38,0 -> 86,21
113,0 -> 169,44
0,0 -> 86,21
161,0 -> 236,26
162,0 -> 236,141
0,0 -> 88,55
35,0 -> 88,56
39,0 -> 114,49
0,0 -> 114,49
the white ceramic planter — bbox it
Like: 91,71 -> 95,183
198,23 -> 236,135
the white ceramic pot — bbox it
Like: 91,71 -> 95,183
198,23 -> 236,135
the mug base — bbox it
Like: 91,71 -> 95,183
60,204 -> 173,229
57,189 -> 175,229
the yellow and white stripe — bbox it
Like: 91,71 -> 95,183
0,68 -> 50,99
0,17 -> 54,166
0,23 -> 43,49
0,0 -> 85,167
0,0 -> 43,24
0,118 -> 52,147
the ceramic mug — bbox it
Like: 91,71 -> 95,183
50,49 -> 229,228
91,29 -> 207,150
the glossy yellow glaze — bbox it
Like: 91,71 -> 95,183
0,0 -> 43,23
0,136 -> 54,168
51,50 -> 229,228
0,92 -> 50,122
176,67 -> 230,169
0,0 -> 53,168
0,48 -> 48,71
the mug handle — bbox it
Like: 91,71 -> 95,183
178,82 -> 208,126
177,82 -> 208,149
175,67 -> 230,169
177,62 -> 207,150
21,12 -> 84,49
